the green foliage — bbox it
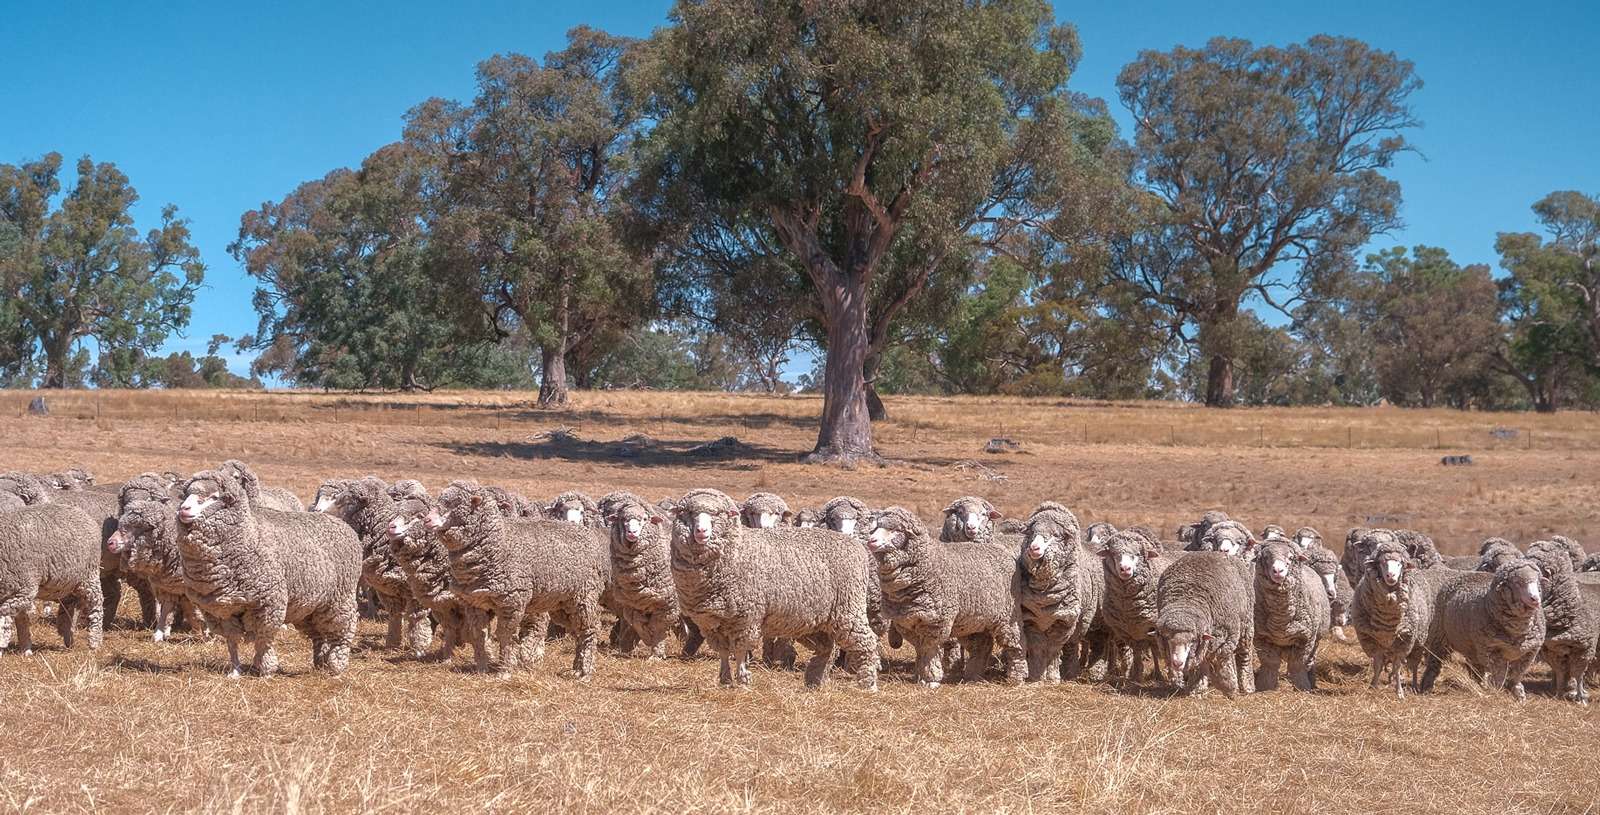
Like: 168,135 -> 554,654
1363,246 -> 1501,407
0,153 -> 205,388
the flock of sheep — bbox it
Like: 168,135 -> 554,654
1,463 -> 1596,703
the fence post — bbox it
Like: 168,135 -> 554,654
1347,426 -> 1352,449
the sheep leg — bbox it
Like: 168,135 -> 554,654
377,592 -> 405,649
100,571 -> 122,628
494,607 -> 524,674
912,636 -> 947,688
1287,644 -> 1313,691
1209,655 -> 1240,698
55,597 -> 77,648
681,618 -> 705,658
568,603 -> 599,680
405,600 -> 433,658
14,610 -> 33,656
962,635 -> 993,683
150,594 -> 171,643
888,624 -> 904,650
1255,645 -> 1281,692
801,634 -> 835,688
522,612 -> 548,664
642,613 -> 672,660
223,634 -> 243,678
1024,629 -> 1069,684
838,619 -> 881,692
1419,654 -> 1443,693
78,579 -> 104,651
133,577 -> 157,629
1368,654 -> 1388,690
1505,656 -> 1534,701
252,628 -> 280,678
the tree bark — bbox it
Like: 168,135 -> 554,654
808,282 -> 879,464
863,351 -> 887,421
538,343 -> 569,407
1204,354 -> 1234,407
41,330 -> 69,389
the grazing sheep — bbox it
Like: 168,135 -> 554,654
669,488 -> 879,690
0,504 -> 105,655
1349,539 -> 1452,698
740,493 -> 793,529
1420,559 -> 1547,700
819,496 -> 872,537
107,473 -> 206,642
382,481 -> 475,664
1477,538 -> 1522,572
1096,530 -> 1168,684
546,491 -> 603,531
865,507 -> 1024,687
603,494 -> 682,660
1252,541 -> 1332,691
1017,504 -> 1107,683
1155,551 -> 1256,697
426,482 -> 610,678
218,460 -> 305,513
175,469 -> 362,677
1523,542 -> 1600,703
316,476 -> 433,656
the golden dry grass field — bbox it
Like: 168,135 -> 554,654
1,389 -> 1598,813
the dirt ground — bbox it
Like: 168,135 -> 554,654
1,390 -> 1597,812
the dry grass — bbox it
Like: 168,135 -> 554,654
2,389 -> 1599,813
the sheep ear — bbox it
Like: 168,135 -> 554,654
987,510 -> 1003,521
725,510 -> 738,520
782,510 -> 793,522
1144,545 -> 1161,561
1200,632 -> 1214,643
649,515 -> 662,526
469,493 -> 483,508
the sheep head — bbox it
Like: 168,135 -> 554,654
672,488 -> 741,564
1099,529 -> 1160,583
740,492 -> 792,529
608,496 -> 665,555
1255,541 -> 1305,588
1084,521 -> 1118,549
1294,527 -> 1323,550
1492,558 -> 1545,612
0,472 -> 49,505
1201,521 -> 1255,559
1022,506 -> 1082,575
865,507 -> 928,568
178,469 -> 248,527
941,496 -> 1001,542
548,491 -> 598,527
218,460 -> 263,502
119,472 -> 176,509
1363,540 -> 1414,589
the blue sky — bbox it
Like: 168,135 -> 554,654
3,0 -> 1596,380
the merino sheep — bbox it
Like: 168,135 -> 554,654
0,504 -> 105,654
175,469 -> 362,677
1301,544 -> 1355,642
1096,530 -> 1168,684
17,473 -> 157,629
1533,536 -> 1587,574
603,494 -> 682,660
1292,527 -> 1324,551
939,496 -> 1010,546
1523,542 -> 1600,703
107,473 -> 206,642
1155,551 -> 1256,697
740,493 -> 793,529
1420,559 -> 1547,700
1349,539 -> 1453,698
478,485 -> 540,519
1581,554 -> 1600,574
1017,504 -> 1107,683
669,488 -> 880,690
865,507 -> 1024,687
546,491 -> 603,531
1194,520 -> 1256,559
315,476 -> 433,656
792,508 -> 822,529
1083,522 -> 1117,550
1177,510 -> 1231,548
1252,540 -> 1332,691
819,496 -> 872,537
45,468 -> 95,490
219,460 -> 305,513
382,482 -> 475,664
426,482 -> 610,677
1477,538 -> 1522,572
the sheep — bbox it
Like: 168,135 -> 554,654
1420,558 -> 1547,700
1582,554 -> 1600,574
1477,538 -> 1522,572
218,460 -> 305,512
1534,536 -> 1587,573
1441,555 -> 1481,571
13,473 -> 158,629
381,481 -> 475,665
425,481 -> 610,678
1096,530 -> 1168,684
1260,524 -> 1289,543
602,494 -> 682,660
0,472 -> 51,506
0,504 -> 105,655
669,488 -> 880,690
1393,529 -> 1444,570
545,491 -> 603,530
1292,527 -> 1324,551
44,467 -> 95,490
480,485 -> 540,519
1252,540 -> 1332,691
819,496 -> 872,537
1349,539 -> 1452,698
864,507 -> 1024,687
792,508 -> 822,529
315,476 -> 433,656
1176,510 -> 1231,548
740,493 -> 793,529
939,496 -> 1011,546
1155,551 -> 1255,697
1522,542 -> 1600,703
106,473 -> 207,642
1301,545 -> 1355,639
175,469 -> 362,677
1084,522 -> 1117,550
1193,520 -> 1256,559
1017,503 -> 1108,683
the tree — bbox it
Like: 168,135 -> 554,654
631,0 -> 1119,463
0,153 -> 204,387
1494,204 -> 1599,412
1115,35 -> 1421,406
1497,192 -> 1600,366
408,27 -> 650,407
1363,246 -> 1499,407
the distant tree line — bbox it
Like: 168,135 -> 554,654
3,2 -> 1597,461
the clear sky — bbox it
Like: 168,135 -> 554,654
3,0 -> 1596,379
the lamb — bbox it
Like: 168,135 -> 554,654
1252,540 -> 1332,691
1017,503 -> 1108,683
1155,551 -> 1255,697
175,469 -> 362,677
0,504 -> 105,655
546,491 -> 603,530
381,481 -> 475,664
669,488 -> 879,690
864,507 -> 1024,686
1522,542 -> 1600,703
819,496 -> 872,537
603,494 -> 682,660
425,481 -> 610,677
1349,539 -> 1452,698
106,473 -> 206,642
1477,538 -> 1522,572
740,493 -> 793,529
219,460 -> 305,512
315,476 -> 433,656
1096,530 -> 1168,684
1420,558 -> 1547,700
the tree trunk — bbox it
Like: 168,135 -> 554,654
1204,354 -> 1234,407
809,283 -> 879,465
41,331 -> 69,389
863,351 -> 887,421
537,343 -> 569,408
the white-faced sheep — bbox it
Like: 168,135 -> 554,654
1194,520 -> 1256,559
175,469 -> 362,677
426,482 -> 610,678
1476,538 -> 1522,572
382,481 -> 475,665
1096,530 -> 1168,684
1252,540 -> 1332,691
600,491 -> 682,660
1581,554 -> 1600,574
1176,511 -> 1232,548
939,497 -> 1014,547
1017,503 -> 1107,684
669,488 -> 880,690
792,508 -> 822,529
0,504 -> 105,655
819,496 -> 872,537
107,473 -> 206,642
1155,551 -> 1256,697
1083,522 -> 1118,550
1523,541 -> 1600,703
546,491 -> 603,531
219,460 -> 305,513
740,493 -> 793,529
865,507 -> 1025,687
1349,539 -> 1453,698
314,476 -> 433,656
1420,558 -> 1547,700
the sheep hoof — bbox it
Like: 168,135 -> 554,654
20,649 -> 32,657
226,668 -> 241,680
151,630 -> 165,643
922,681 -> 941,690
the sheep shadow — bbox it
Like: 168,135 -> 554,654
435,434 -> 797,468
505,408 -> 820,432
109,655 -> 185,674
